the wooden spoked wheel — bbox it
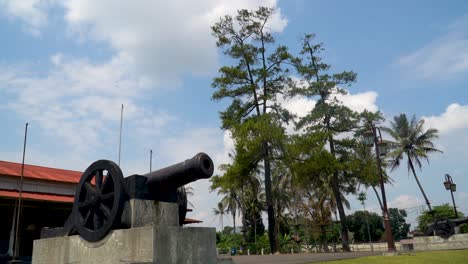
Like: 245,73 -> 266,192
434,218 -> 455,239
74,160 -> 124,242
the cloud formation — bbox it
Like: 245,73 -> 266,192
0,0 -> 287,85
397,15 -> 468,79
423,103 -> 468,135
0,54 -> 172,155
388,194 -> 424,209
61,0 -> 286,85
0,0 -> 51,35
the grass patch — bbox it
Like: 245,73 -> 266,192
315,250 -> 468,264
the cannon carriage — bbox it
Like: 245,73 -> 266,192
424,217 -> 468,239
42,152 -> 214,242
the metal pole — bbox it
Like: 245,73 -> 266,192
13,123 -> 28,260
445,174 -> 458,218
372,124 -> 396,252
118,104 -> 123,166
450,189 -> 458,218
150,150 -> 153,172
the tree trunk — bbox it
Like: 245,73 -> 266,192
408,158 -> 432,211
372,186 -> 383,212
275,203 -> 281,253
327,127 -> 350,252
331,177 -> 350,252
240,187 -> 247,244
232,210 -> 236,234
264,142 -> 277,253
320,225 -> 329,253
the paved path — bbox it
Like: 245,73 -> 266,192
221,252 -> 379,264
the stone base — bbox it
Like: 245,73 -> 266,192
32,202 -> 232,264
32,225 -> 224,264
413,233 -> 468,251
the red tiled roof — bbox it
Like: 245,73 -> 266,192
183,217 -> 203,224
0,189 -> 74,203
0,160 -> 82,183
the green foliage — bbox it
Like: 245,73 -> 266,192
460,223 -> 468,233
417,203 -> 464,231
347,211 -> 384,242
210,6 -> 399,254
216,231 -> 243,251
388,208 -> 410,241
244,195 -> 265,243
291,34 -> 367,252
211,6 -> 296,252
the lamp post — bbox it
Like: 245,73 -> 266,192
443,174 -> 458,218
363,124 -> 396,252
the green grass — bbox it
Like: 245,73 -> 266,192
315,250 -> 468,264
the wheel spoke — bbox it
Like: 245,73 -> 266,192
93,210 -> 102,230
84,182 -> 97,195
101,192 -> 114,201
102,172 -> 112,192
83,208 -> 93,228
96,169 -> 103,190
79,199 -> 94,208
100,203 -> 111,219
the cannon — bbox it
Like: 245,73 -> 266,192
42,152 -> 214,242
424,217 -> 468,239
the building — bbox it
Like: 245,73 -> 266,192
0,160 -> 79,261
0,160 -> 201,261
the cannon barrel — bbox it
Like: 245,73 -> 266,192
452,217 -> 468,225
144,152 -> 214,192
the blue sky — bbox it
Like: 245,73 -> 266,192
0,0 -> 467,230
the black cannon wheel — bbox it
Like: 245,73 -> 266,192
434,218 -> 455,239
74,160 -> 124,242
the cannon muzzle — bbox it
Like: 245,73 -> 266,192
144,152 -> 214,192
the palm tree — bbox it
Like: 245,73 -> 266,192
221,191 -> 239,234
383,114 -> 442,211
213,202 -> 227,231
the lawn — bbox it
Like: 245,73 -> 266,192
315,250 -> 468,264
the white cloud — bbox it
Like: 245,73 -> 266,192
60,0 -> 287,84
0,54 -> 172,155
423,103 -> 468,135
397,15 -> 468,79
335,91 -> 378,113
160,127 -> 224,164
282,96 -> 316,119
388,194 -> 424,209
0,0 -> 52,35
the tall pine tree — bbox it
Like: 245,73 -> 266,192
211,7 -> 293,253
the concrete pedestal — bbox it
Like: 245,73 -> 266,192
32,202 -> 232,264
413,233 -> 468,251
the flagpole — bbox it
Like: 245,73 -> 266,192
13,122 -> 28,261
118,104 -> 124,166
150,149 -> 153,172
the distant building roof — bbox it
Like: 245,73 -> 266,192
0,189 -> 74,203
0,160 -> 82,183
183,218 -> 203,224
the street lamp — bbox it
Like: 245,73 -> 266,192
363,124 -> 396,252
444,174 -> 458,218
